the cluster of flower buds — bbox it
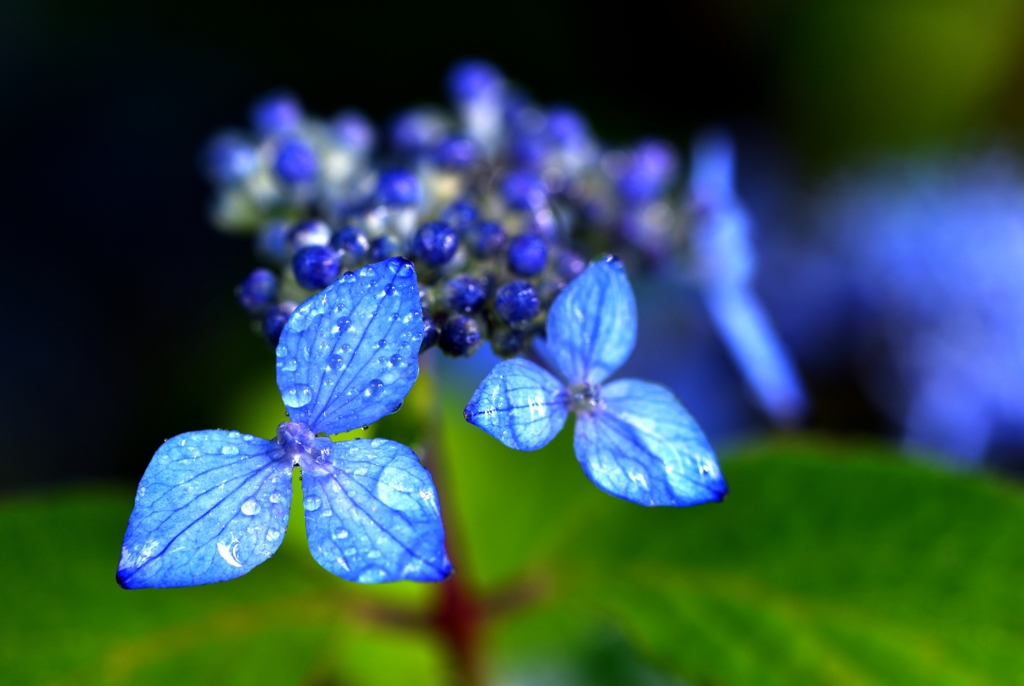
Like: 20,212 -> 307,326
205,61 -> 702,359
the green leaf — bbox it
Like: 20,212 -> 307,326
0,471 -> 444,686
488,436 -> 1024,685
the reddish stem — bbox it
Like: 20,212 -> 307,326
432,575 -> 485,686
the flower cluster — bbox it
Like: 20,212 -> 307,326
207,61 -> 694,359
118,62 -> 740,593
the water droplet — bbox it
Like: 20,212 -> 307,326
334,317 -> 351,333
276,345 -> 288,357
389,354 -> 403,367
283,384 -> 313,408
241,498 -> 261,516
390,313 -> 399,322
303,496 -> 322,511
269,492 -> 283,503
358,568 -> 388,583
364,379 -> 384,397
334,528 -> 349,539
341,343 -> 352,354
384,283 -> 397,296
266,529 -> 281,542
328,354 -> 345,370
221,445 -> 239,456
367,550 -> 382,559
280,358 -> 298,372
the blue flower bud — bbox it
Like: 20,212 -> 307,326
440,200 -> 479,234
421,314 -> 441,352
447,59 -> 504,102
439,315 -> 481,356
262,300 -> 298,344
256,220 -> 291,263
389,108 -> 449,153
274,138 -> 318,184
293,246 -> 340,290
443,275 -> 487,313
330,110 -> 376,153
375,169 -> 421,206
495,280 -> 540,326
413,222 -> 459,266
331,226 -> 370,264
250,92 -> 303,136
369,236 -> 401,261
545,106 -> 590,147
236,268 -> 279,314
289,219 -> 332,252
433,136 -> 479,169
502,170 -> 547,210
468,221 -> 506,257
507,233 -> 548,276
618,138 -> 678,204
203,132 -> 257,185
491,328 -> 525,356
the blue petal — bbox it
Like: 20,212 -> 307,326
464,358 -> 569,450
117,430 -> 293,589
546,256 -> 636,384
573,379 -> 727,506
299,438 -> 451,583
276,258 -> 423,435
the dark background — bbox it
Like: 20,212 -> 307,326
3,0 -> 1021,491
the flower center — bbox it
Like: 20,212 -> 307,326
568,382 -> 602,414
275,421 -> 316,461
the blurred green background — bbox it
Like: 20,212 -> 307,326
4,0 -> 1024,683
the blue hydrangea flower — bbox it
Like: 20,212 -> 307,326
463,257 -> 727,506
118,258 -> 452,588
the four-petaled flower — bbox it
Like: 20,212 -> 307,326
464,256 -> 728,506
118,258 -> 452,589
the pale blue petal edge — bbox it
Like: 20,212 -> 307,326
546,256 -> 637,385
276,258 -> 423,435
299,438 -> 452,583
573,379 -> 727,506
464,358 -> 569,451
117,430 -> 293,589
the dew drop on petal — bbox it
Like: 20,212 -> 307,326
221,445 -> 239,456
384,283 -> 397,296
328,354 -> 345,370
266,529 -> 281,542
364,379 -> 384,397
283,384 -> 313,408
269,492 -> 283,503
358,568 -> 388,583
334,528 -> 349,539
241,498 -> 261,516
303,496 -> 322,511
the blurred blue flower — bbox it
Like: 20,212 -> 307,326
464,257 -> 727,506
772,151 -> 1024,464
688,129 -> 807,426
118,258 -> 452,588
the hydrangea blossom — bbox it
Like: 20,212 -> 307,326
210,60 -> 805,432
118,258 -> 452,588
463,257 -> 727,506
